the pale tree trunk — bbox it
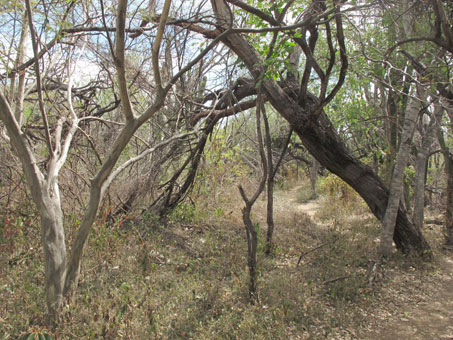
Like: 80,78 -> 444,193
0,0 -> 175,326
40,192 -> 66,323
10,9 -> 29,127
310,159 -> 320,199
380,92 -> 420,257
413,104 -> 443,229
437,120 -> 453,246
445,154 -> 453,246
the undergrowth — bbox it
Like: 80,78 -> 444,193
1,175 -> 440,340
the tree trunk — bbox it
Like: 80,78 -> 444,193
241,202 -> 259,303
310,158 -> 320,199
210,0 -> 431,256
445,154 -> 453,246
40,193 -> 67,325
413,104 -> 443,229
438,126 -> 453,245
263,112 -> 275,255
380,94 -> 419,257
413,152 -> 427,229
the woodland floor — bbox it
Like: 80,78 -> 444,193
277,185 -> 453,340
1,181 -> 453,339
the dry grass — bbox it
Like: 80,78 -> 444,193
1,177 -> 451,340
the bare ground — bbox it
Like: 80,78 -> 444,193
275,185 -> 453,340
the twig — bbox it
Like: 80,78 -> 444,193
368,254 -> 383,287
297,236 -> 338,266
322,275 -> 351,285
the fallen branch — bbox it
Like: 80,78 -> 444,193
425,219 -> 443,226
297,236 -> 338,266
322,275 -> 351,285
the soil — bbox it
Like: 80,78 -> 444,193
277,185 -> 453,340
363,256 -> 453,340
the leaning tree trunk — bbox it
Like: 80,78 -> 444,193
380,93 -> 419,257
210,0 -> 430,256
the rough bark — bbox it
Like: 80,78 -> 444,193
210,0 -> 431,255
263,112 -> 274,255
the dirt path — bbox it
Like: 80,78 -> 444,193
363,256 -> 453,340
274,185 -> 321,218
275,185 -> 453,340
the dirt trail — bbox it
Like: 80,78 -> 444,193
276,185 -> 453,340
364,256 -> 453,340
275,185 -> 321,218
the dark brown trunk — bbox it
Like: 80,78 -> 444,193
289,105 -> 429,255
263,113 -> 275,255
241,203 -> 258,303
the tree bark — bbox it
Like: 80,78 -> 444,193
445,154 -> 453,246
263,112 -> 275,255
210,0 -> 431,256
40,193 -> 66,325
380,93 -> 419,257
438,126 -> 453,245
310,158 -> 320,198
413,104 -> 443,229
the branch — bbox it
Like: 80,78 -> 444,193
25,0 -> 53,154
192,98 -> 259,124
115,0 -> 135,121
0,93 -> 44,204
297,236 -> 338,266
102,130 -> 197,196
152,0 -> 172,93
225,0 -> 279,26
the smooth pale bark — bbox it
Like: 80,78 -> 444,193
380,94 -> 420,257
0,93 -> 67,323
310,158 -> 320,198
0,0 -> 176,325
11,9 -> 29,127
413,105 -> 443,229
63,110 -> 166,294
446,154 -> 453,246
438,125 -> 453,245
210,0 -> 430,255
40,193 -> 66,323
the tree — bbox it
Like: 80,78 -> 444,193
202,0 -> 431,255
0,0 -> 219,324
